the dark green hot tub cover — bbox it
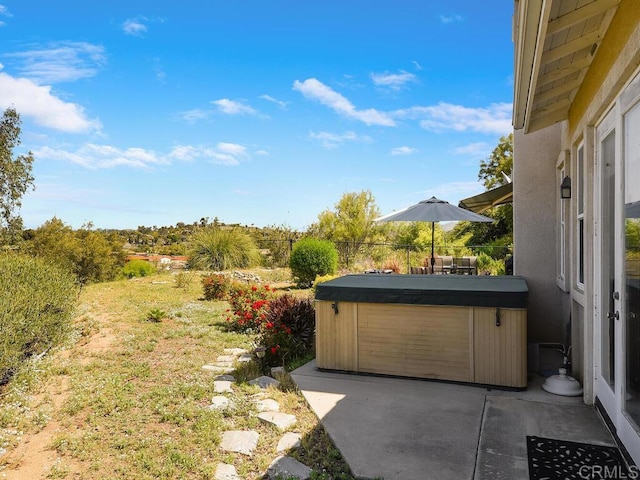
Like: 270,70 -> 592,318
315,274 -> 528,309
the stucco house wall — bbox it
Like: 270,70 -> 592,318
513,123 -> 569,350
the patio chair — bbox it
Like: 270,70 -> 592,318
454,257 -> 471,275
468,256 -> 478,275
432,257 -> 445,274
441,256 -> 453,274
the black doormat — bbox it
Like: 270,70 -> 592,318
527,436 -> 631,480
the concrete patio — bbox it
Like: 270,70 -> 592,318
291,360 -> 619,480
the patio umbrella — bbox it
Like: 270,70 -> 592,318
377,196 -> 493,273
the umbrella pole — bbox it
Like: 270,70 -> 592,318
431,221 -> 435,274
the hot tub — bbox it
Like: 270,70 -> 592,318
315,274 -> 528,388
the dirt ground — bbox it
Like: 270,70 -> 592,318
1,328 -> 117,480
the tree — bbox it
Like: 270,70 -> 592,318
0,108 -> 35,244
309,190 -> 386,244
478,133 -> 513,189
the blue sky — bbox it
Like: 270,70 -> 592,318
0,1 -> 514,231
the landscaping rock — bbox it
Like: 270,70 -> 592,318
220,430 -> 259,455
271,366 -> 286,377
214,380 -> 234,393
267,455 -> 312,480
255,399 -> 280,412
215,374 -> 236,382
215,462 -> 241,480
276,432 -> 302,453
249,376 -> 280,389
258,411 -> 297,430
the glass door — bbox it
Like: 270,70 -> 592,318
621,91 -> 640,460
596,109 -> 618,417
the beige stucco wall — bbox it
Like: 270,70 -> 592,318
513,124 -> 568,348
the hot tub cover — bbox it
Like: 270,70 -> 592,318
315,274 -> 528,308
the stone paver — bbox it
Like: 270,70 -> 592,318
224,348 -> 249,356
202,365 -> 234,374
215,462 -> 241,480
237,354 -> 253,363
220,430 -> 259,456
214,380 -> 234,393
267,455 -> 312,480
277,432 -> 302,453
249,376 -> 280,389
215,374 -> 236,382
209,396 -> 234,411
255,399 -> 280,412
258,411 -> 297,430
216,355 -> 237,363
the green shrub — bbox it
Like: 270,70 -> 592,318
476,252 -> 506,276
187,227 -> 261,271
173,271 -> 193,290
201,274 -> 230,300
290,238 -> 338,288
257,294 -> 315,368
145,308 -> 166,322
0,253 -> 79,384
123,259 -> 156,278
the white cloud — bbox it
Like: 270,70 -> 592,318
169,142 -> 250,166
123,19 -> 148,37
0,71 -> 101,133
0,5 -> 11,25
309,130 -> 371,149
35,144 -> 167,169
180,108 -> 210,123
5,41 -> 106,84
255,149 -> 270,156
454,142 -> 491,156
439,14 -> 463,24
259,94 -> 287,109
412,61 -> 423,71
394,102 -> 512,135
371,70 -> 417,91
213,98 -> 261,116
390,146 -> 417,156
293,78 -> 395,127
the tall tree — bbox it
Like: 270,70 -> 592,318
0,108 -> 35,244
309,190 -> 386,244
478,133 -> 513,189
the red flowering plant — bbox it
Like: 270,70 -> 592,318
202,274 -> 231,301
256,294 -> 315,367
224,283 -> 275,333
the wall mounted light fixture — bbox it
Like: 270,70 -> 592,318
560,176 -> 571,199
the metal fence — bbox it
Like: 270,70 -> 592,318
256,238 -> 512,273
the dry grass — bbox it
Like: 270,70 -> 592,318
0,270 -> 355,479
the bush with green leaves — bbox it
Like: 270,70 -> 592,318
123,259 -> 156,278
257,294 -> 316,368
187,227 -> 261,271
476,252 -> 506,275
0,253 -> 79,384
289,238 -> 338,288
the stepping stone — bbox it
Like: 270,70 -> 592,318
237,354 -> 254,363
215,462 -> 241,480
214,380 -> 234,393
208,396 -> 234,411
215,374 -> 235,382
202,365 -> 235,374
277,432 -> 302,453
224,348 -> 248,355
215,361 -> 235,368
255,398 -> 280,412
249,376 -> 280,389
216,355 -> 237,363
258,411 -> 297,430
220,430 -> 259,456
267,455 -> 312,480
